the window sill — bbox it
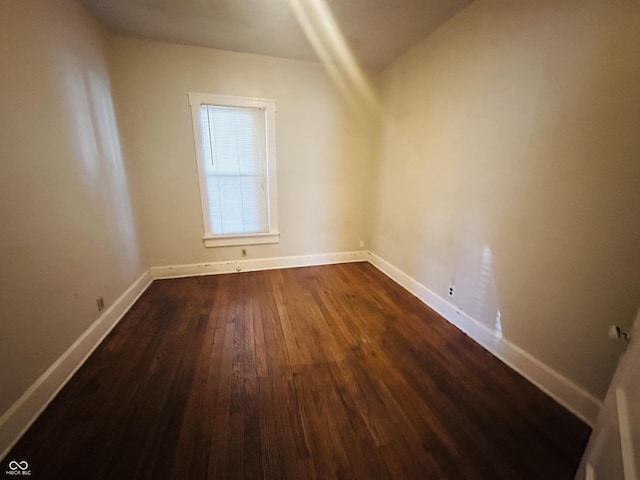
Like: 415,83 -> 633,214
203,232 -> 280,248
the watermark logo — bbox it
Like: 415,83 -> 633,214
5,460 -> 31,476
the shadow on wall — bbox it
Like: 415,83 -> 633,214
446,0 -> 640,399
53,49 -> 140,279
0,0 -> 142,416
484,1 -> 640,398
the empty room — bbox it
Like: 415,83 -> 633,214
1,0 -> 639,478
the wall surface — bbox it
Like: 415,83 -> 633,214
3,0 -> 639,442
371,0 -> 640,400
0,0 -> 142,417
108,36 -> 379,267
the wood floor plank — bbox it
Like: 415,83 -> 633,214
3,263 -> 591,479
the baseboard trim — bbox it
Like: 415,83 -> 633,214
366,251 -> 603,426
1,248 -> 602,462
0,271 -> 153,461
149,250 -> 368,279
1,251 -> 366,460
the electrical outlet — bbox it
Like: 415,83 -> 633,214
241,248 -> 247,257
97,296 -> 105,312
358,240 -> 365,248
448,285 -> 454,297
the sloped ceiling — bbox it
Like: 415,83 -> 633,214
81,0 -> 472,69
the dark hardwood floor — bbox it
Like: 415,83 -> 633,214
4,262 -> 590,479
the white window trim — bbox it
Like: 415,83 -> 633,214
187,92 -> 279,248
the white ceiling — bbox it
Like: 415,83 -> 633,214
81,0 -> 472,69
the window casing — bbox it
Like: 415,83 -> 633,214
188,93 -> 279,247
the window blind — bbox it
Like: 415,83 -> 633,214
199,105 -> 269,235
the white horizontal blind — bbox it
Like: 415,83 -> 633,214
199,105 -> 269,235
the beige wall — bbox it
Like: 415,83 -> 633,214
3,0 -> 639,428
371,0 -> 640,399
0,0 -> 142,415
108,37 -> 378,267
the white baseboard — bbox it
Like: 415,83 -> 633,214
0,271 -> 153,461
366,251 -> 603,426
0,251 -> 366,461
1,248 -> 602,463
150,250 -> 367,279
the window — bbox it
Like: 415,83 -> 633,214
188,93 -> 279,247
